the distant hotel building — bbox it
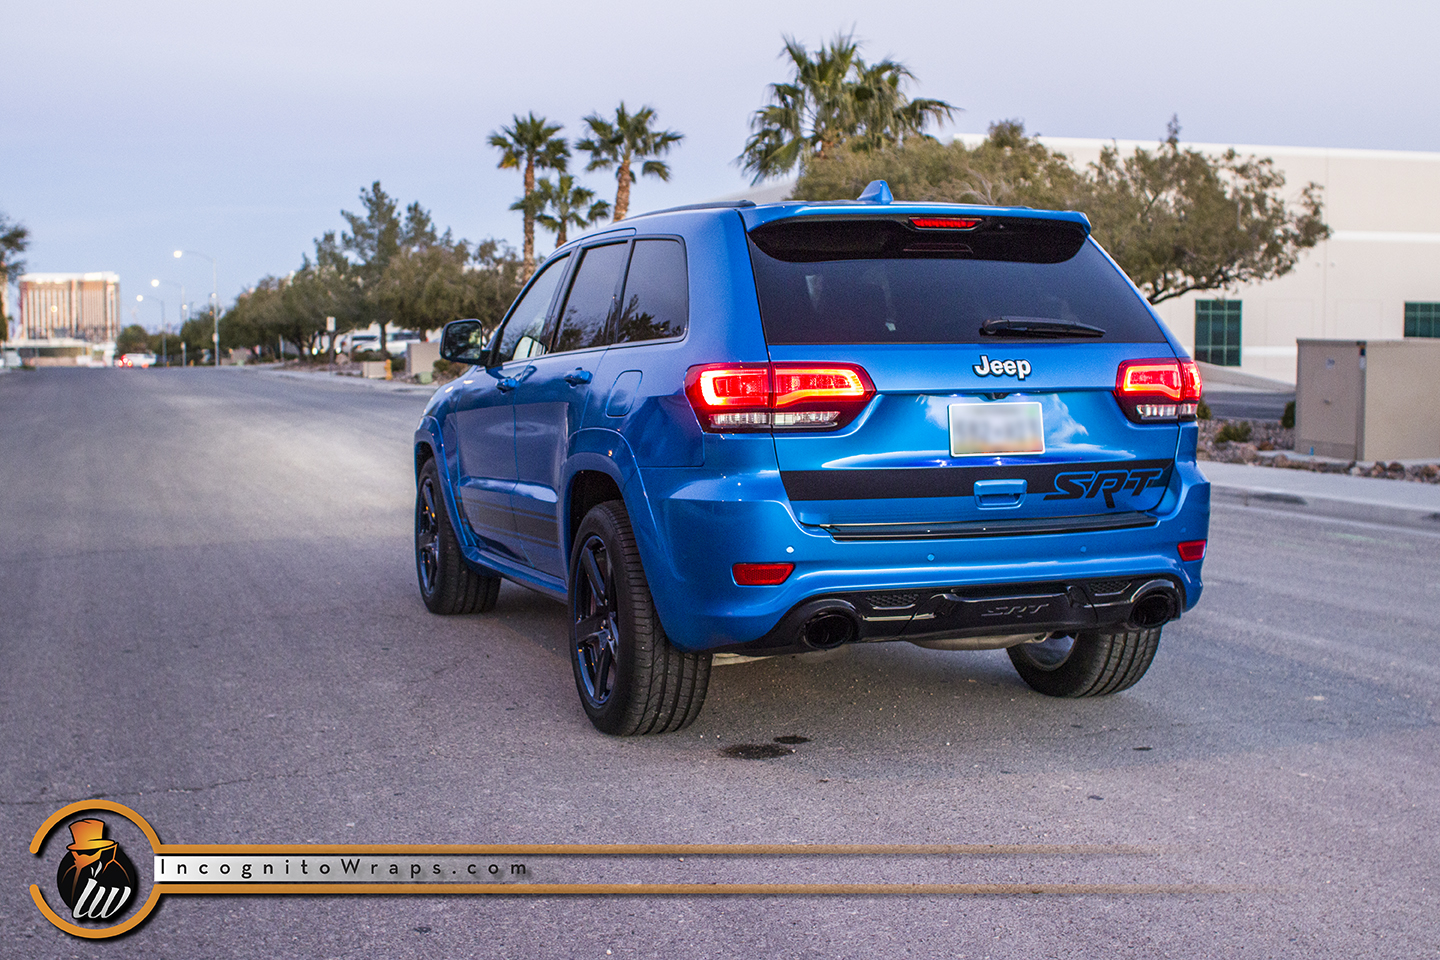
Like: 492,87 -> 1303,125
17,272 -> 121,342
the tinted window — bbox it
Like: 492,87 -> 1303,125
615,239 -> 688,344
748,218 -> 1164,344
497,254 -> 569,362
554,243 -> 628,353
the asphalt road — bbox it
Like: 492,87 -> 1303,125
2,367 -> 1437,959
1203,389 -> 1295,422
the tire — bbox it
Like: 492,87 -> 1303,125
1006,627 -> 1161,697
415,458 -> 500,615
569,500 -> 711,735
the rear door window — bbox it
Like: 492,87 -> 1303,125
748,217 -> 1165,344
615,238 -> 688,344
553,242 -> 630,353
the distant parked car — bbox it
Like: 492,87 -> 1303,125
385,331 -> 423,357
345,330 -> 423,358
118,353 -> 157,368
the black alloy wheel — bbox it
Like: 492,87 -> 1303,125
416,475 -> 442,597
572,533 -> 620,708
414,458 -> 500,615
568,501 -> 711,735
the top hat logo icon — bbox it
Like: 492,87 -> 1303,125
66,819 -> 115,851
55,819 -> 138,922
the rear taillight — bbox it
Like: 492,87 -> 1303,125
685,363 -> 875,432
1114,358 -> 1202,423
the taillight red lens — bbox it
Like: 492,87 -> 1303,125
686,363 -> 874,432
691,365 -> 770,408
771,367 -> 871,407
733,562 -> 795,586
910,216 -> 983,230
1180,359 -> 1202,401
1118,360 -> 1183,400
1178,540 -> 1207,562
1115,358 -> 1202,423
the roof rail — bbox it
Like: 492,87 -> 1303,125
627,200 -> 758,220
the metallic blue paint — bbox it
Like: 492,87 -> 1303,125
416,199 -> 1210,653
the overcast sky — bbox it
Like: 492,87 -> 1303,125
7,0 -> 1438,329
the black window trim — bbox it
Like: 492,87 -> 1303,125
487,250 -> 576,368
543,238 -> 634,358
607,233 -> 691,350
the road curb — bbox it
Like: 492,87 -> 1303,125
1211,483 -> 1440,530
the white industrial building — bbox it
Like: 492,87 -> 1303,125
740,137 -> 1440,386
1031,137 -> 1440,386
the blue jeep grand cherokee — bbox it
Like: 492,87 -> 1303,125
413,182 -> 1210,735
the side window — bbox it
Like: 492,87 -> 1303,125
553,243 -> 629,353
497,254 -> 570,363
616,239 -> 688,344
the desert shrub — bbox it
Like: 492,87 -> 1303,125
433,358 -> 464,379
1215,420 -> 1253,444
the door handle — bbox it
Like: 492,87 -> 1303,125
563,369 -> 593,386
497,377 -> 520,392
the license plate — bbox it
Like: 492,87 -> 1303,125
949,402 -> 1045,457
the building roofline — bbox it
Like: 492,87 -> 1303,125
18,272 -> 121,283
952,133 -> 1440,164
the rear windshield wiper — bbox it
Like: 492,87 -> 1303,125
980,316 -> 1106,338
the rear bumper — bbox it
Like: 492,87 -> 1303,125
726,574 -> 1183,655
631,460 -> 1210,654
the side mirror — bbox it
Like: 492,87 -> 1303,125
440,320 -> 487,365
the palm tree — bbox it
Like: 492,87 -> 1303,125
576,103 -> 684,222
738,33 -> 956,184
531,174 -> 612,249
1,211 -> 29,284
488,113 -> 570,278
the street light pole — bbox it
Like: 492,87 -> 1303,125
137,294 -> 166,363
174,250 -> 218,366
151,278 -> 185,367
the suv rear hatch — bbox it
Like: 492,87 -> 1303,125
740,210 -> 1196,535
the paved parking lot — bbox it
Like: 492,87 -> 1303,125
2,368 -> 1437,958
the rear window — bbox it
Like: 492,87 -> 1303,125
747,217 -> 1165,344
615,239 -> 688,344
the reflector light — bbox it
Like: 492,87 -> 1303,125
910,216 -> 983,230
1178,540 -> 1207,562
773,410 -> 840,427
710,412 -> 772,428
733,562 -> 795,586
